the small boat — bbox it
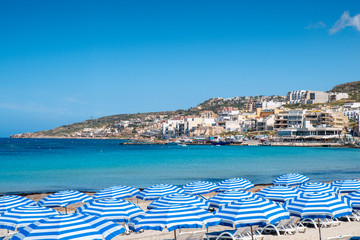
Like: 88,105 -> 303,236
211,141 -> 231,146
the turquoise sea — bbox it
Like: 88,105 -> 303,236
0,138 -> 359,194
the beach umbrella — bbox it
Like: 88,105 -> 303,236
344,189 -> 360,210
208,190 -> 258,208
331,180 -> 360,193
297,182 -> 339,194
93,185 -> 140,200
11,213 -> 125,240
147,193 -> 210,210
284,192 -> 352,240
0,205 -> 59,231
38,190 -> 92,211
129,204 -> 220,240
182,181 -> 218,195
136,184 -> 184,201
217,178 -> 254,192
255,186 -> 299,202
215,198 -> 290,240
0,196 -> 36,214
76,199 -> 144,223
273,173 -> 309,186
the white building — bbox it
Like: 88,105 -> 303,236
343,102 -> 360,109
343,110 -> 360,121
261,101 -> 285,110
287,90 -> 307,104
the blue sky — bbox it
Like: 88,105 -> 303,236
0,0 -> 359,137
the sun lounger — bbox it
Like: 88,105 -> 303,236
287,216 -> 307,233
207,227 -> 251,239
3,233 -> 16,240
330,218 -> 341,227
119,222 -> 132,235
340,212 -> 360,222
214,230 -> 264,240
258,218 -> 296,236
177,230 -> 207,240
325,235 -> 352,240
301,218 -> 332,229
208,226 -> 263,240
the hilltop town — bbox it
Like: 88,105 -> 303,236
12,81 -> 360,146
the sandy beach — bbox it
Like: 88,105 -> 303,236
0,184 -> 356,240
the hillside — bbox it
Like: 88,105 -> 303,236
11,80 -> 359,138
331,80 -> 360,101
26,111 -> 182,138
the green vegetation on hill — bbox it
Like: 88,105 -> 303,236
331,80 -> 360,101
35,111 -> 181,136
282,99 -> 354,110
15,80 -> 360,138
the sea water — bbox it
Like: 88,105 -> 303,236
0,138 -> 359,194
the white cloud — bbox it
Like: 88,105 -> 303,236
305,21 -> 327,30
330,11 -> 360,34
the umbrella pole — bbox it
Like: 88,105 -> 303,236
174,229 -> 177,240
250,225 -> 254,240
318,218 -> 322,240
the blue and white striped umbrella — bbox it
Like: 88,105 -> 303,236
129,204 -> 221,232
273,173 -> 309,186
0,205 -> 59,231
297,182 -> 339,194
76,199 -> 144,223
182,181 -> 218,195
255,186 -> 299,202
284,192 -> 352,219
38,190 -> 92,208
215,198 -> 290,228
0,196 -> 36,214
147,194 -> 210,210
93,185 -> 140,200
11,213 -> 125,240
344,190 -> 360,210
331,180 -> 360,193
136,184 -> 184,201
217,178 -> 254,192
209,190 -> 258,208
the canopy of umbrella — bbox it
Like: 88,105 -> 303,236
147,193 -> 210,209
344,189 -> 360,210
273,173 -> 309,186
0,196 -> 36,214
0,205 -> 59,231
284,192 -> 353,240
182,181 -> 218,195
255,186 -> 299,202
331,179 -> 360,193
217,178 -> 254,192
208,190 -> 258,208
297,182 -> 339,194
93,185 -> 140,200
215,197 -> 290,228
136,184 -> 184,201
38,190 -> 92,208
129,204 -> 221,232
11,213 -> 125,240
76,199 -> 144,223
284,192 -> 352,219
